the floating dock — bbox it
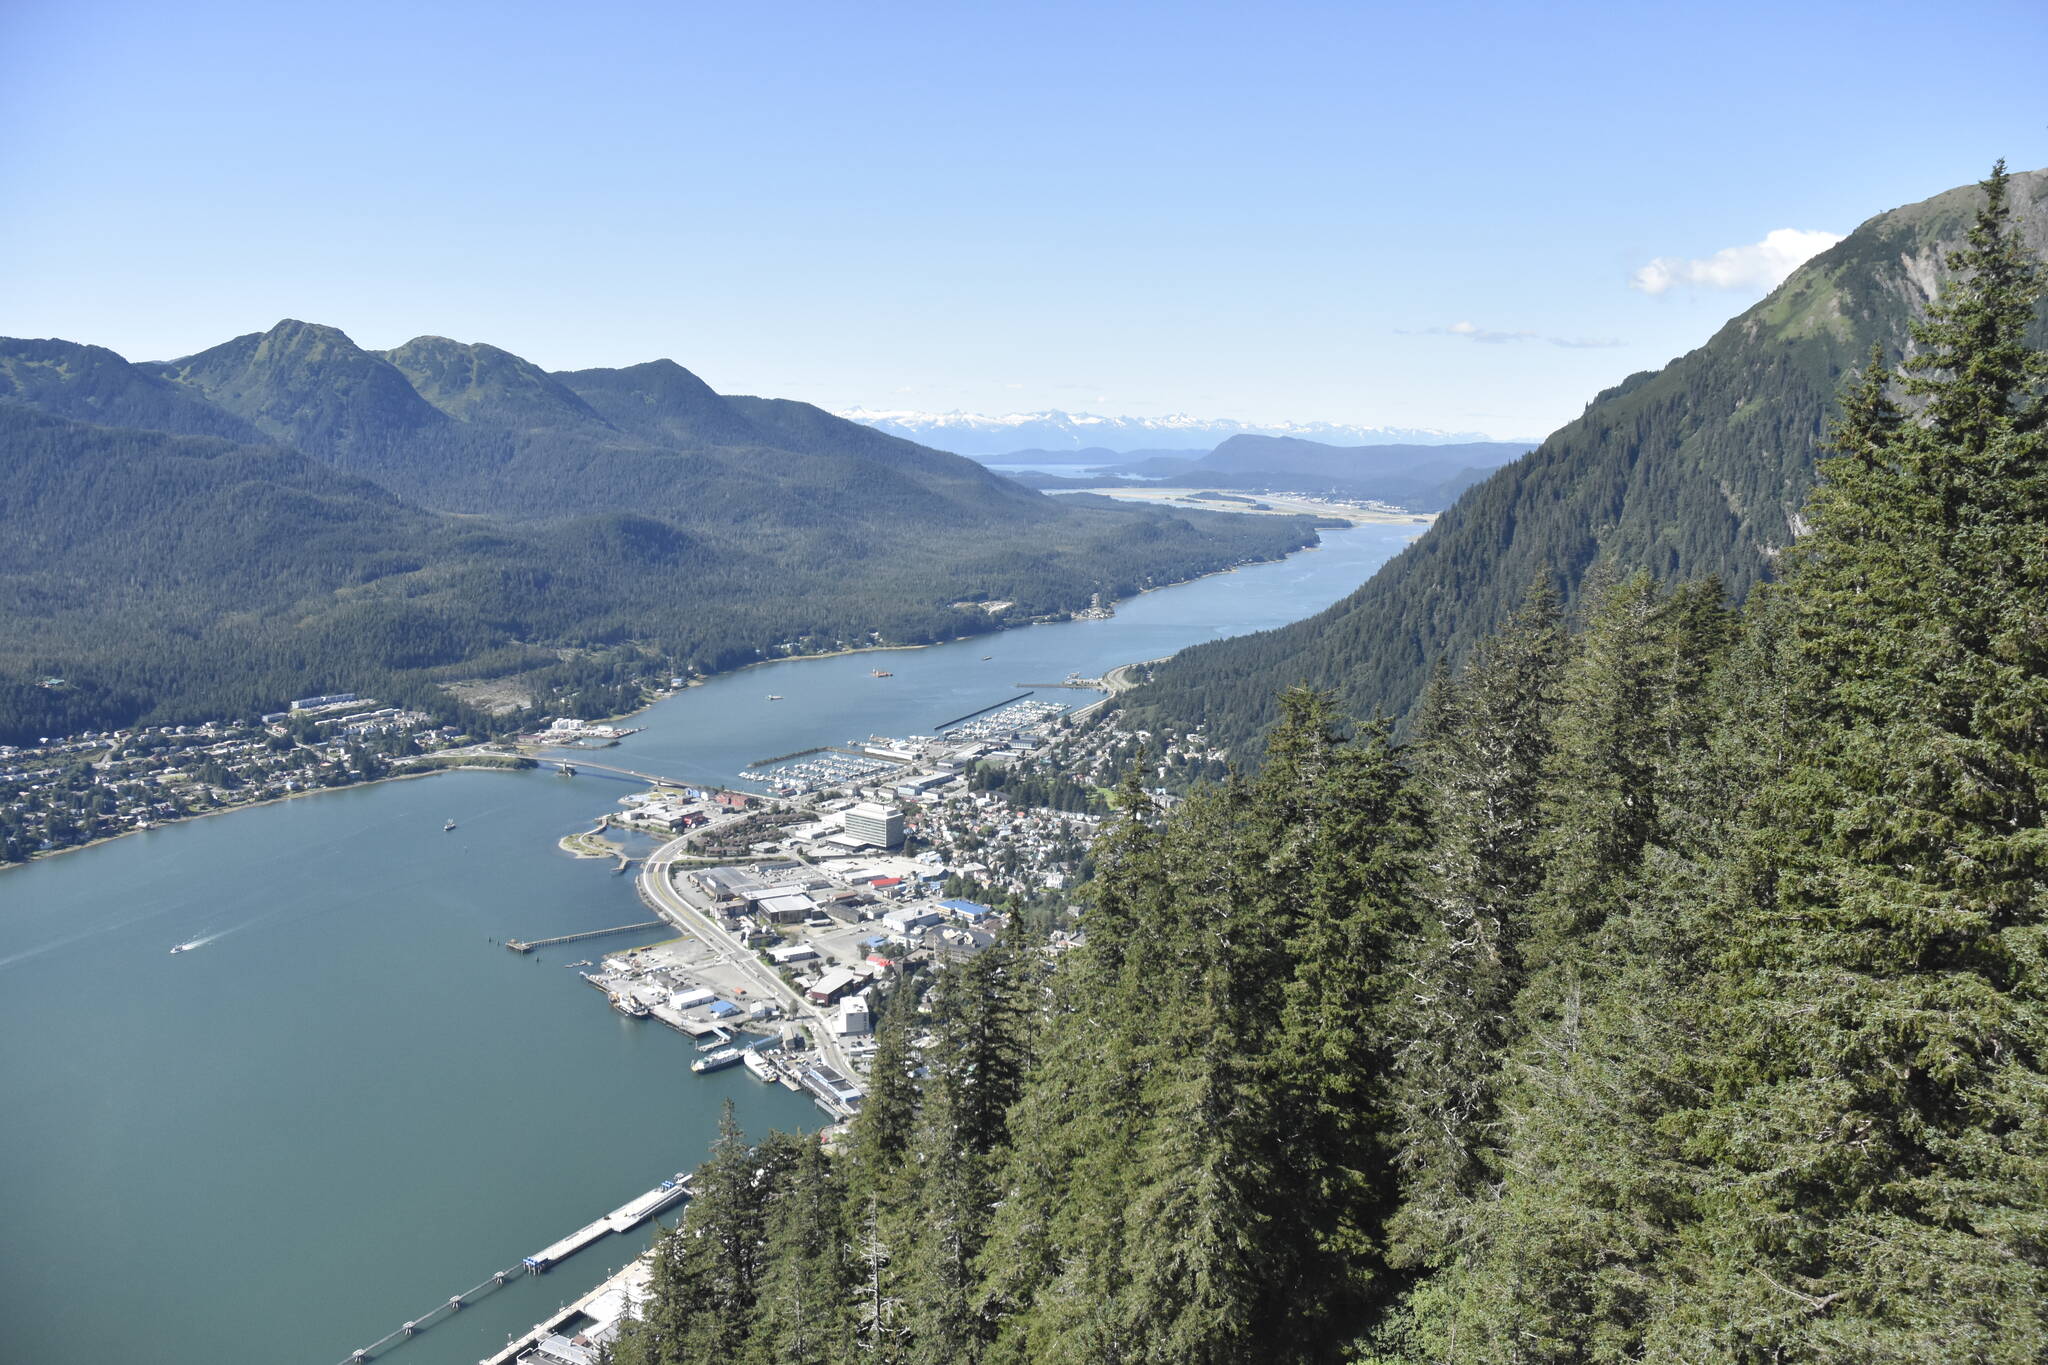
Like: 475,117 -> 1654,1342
522,1173 -> 692,1274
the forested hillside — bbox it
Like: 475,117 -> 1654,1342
607,164 -> 2048,1364
1124,166 -> 2048,756
0,332 -> 1319,742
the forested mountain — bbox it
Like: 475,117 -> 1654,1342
0,329 -> 1319,741
0,337 -> 266,443
1124,166 -> 2048,755
609,165 -> 2048,1364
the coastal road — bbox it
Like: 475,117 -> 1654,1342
638,836 -> 860,1081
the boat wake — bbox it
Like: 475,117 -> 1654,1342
169,934 -> 218,955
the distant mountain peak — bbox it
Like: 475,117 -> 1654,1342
835,406 -> 1511,457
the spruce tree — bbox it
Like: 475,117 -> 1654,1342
1391,577 -> 1565,1265
1667,160 -> 2048,1361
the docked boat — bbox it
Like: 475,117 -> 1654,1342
692,1047 -> 743,1074
743,1048 -> 781,1082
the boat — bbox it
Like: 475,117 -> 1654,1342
871,669 -> 893,677
443,819 -> 457,831
692,1047 -> 743,1074
983,655 -> 992,660
169,942 -> 192,955
766,694 -> 783,701
743,1048 -> 781,1082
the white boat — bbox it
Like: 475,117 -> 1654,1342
743,1048 -> 780,1081
443,819 -> 457,831
169,942 -> 192,955
692,1047 -> 743,1074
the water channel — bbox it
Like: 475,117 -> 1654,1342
0,521 -> 1416,1364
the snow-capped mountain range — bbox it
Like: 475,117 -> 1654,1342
837,407 -> 1509,458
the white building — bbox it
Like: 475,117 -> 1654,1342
843,802 -> 904,849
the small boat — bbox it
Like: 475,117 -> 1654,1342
982,655 -> 992,660
169,942 -> 192,955
692,1047 -> 744,1074
766,694 -> 783,701
871,669 -> 893,677
443,819 -> 457,832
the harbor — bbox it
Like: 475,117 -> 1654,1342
0,522 -> 1419,1365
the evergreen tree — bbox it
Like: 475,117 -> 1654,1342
1667,159 -> 2048,1360
1391,577 -> 1565,1265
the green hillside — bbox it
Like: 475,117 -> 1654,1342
1124,167 -> 2048,756
0,375 -> 1315,742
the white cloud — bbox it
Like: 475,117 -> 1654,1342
1631,228 -> 1843,295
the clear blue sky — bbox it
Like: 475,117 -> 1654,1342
3,0 -> 2043,439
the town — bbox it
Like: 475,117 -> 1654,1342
551,690 -> 1231,1124
0,693 -> 489,864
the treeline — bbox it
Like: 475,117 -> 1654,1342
606,166 -> 2048,1363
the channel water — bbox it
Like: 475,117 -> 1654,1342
0,522 -> 1416,1364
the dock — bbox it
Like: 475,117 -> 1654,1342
481,1254 -> 654,1365
522,1172 -> 692,1273
502,921 -> 664,953
933,691 -> 1034,732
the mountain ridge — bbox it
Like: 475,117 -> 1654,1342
1124,165 -> 2048,754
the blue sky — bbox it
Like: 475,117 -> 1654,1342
3,0 -> 2043,439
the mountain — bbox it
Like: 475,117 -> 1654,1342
1169,435 -> 1530,510
0,337 -> 266,443
0,327 -> 1324,741
999,436 -> 1532,510
146,318 -> 455,473
839,406 -> 1510,457
979,445 -> 1211,467
1124,166 -> 2048,755
382,335 -> 611,430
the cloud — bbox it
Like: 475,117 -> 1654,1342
1631,227 -> 1843,295
1402,322 -> 1623,349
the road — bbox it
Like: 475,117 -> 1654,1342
637,834 -> 860,1081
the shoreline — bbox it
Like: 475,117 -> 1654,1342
0,766 -> 463,873
12,529 -> 1353,873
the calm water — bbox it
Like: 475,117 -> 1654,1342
0,523 -> 1413,1365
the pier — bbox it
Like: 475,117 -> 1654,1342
502,921 -> 664,953
328,1264 -> 524,1365
522,1173 -> 692,1273
481,1254 -> 655,1365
